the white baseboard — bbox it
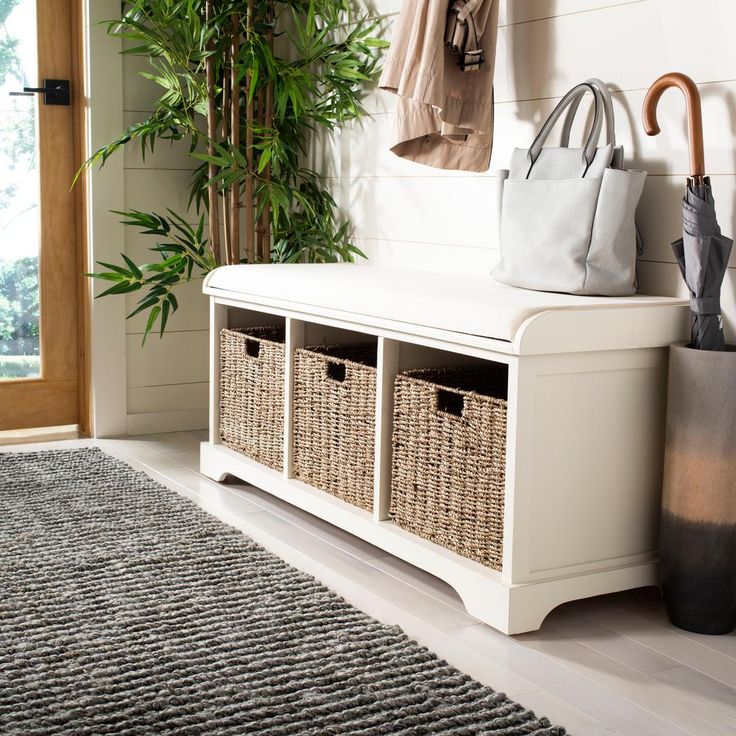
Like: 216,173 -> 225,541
126,408 -> 209,436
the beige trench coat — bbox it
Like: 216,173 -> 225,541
379,0 -> 499,172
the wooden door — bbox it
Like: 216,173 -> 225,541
0,0 -> 85,432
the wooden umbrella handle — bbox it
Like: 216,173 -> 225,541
642,72 -> 706,181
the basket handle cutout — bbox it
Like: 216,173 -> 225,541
245,339 -> 261,359
326,362 -> 346,383
437,389 -> 464,417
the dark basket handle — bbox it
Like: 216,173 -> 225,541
325,360 -> 347,383
244,339 -> 261,359
436,388 -> 464,418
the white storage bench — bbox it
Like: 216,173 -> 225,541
200,263 -> 688,634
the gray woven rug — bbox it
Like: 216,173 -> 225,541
0,448 -> 565,735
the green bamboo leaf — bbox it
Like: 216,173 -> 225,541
160,298 -> 171,336
128,294 -> 161,319
191,152 -> 229,166
143,305 -> 162,345
95,261 -> 132,276
121,253 -> 143,280
88,271 -> 127,282
97,281 -> 138,298
248,63 -> 259,104
257,147 -> 272,174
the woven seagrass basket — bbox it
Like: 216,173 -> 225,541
390,365 -> 508,570
293,344 -> 377,511
219,326 -> 285,470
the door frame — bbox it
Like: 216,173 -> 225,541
73,0 -> 90,436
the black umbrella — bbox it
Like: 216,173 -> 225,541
643,73 -> 733,350
671,182 -> 733,349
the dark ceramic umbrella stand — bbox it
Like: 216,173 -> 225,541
643,72 -> 736,634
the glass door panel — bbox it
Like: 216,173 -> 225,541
0,0 -> 81,432
0,0 -> 40,380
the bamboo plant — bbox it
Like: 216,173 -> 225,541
84,0 -> 386,340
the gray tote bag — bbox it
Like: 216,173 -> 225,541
493,79 -> 647,296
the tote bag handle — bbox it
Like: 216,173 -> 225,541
559,77 -> 616,148
526,82 -> 604,176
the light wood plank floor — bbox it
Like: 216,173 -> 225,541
3,432 -> 735,736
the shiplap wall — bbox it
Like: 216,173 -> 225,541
315,0 -> 736,339
116,0 -> 736,434
121,52 -> 210,434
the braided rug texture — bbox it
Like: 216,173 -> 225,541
0,448 -> 565,735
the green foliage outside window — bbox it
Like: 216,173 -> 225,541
0,256 -> 39,359
1,0 -> 39,379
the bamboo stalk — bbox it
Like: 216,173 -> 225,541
229,13 -> 241,265
204,0 -> 221,265
260,0 -> 274,264
221,36 -> 232,263
255,83 -> 265,261
222,196 -> 230,265
244,0 -> 255,264
259,87 -> 273,263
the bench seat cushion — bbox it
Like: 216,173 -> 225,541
204,264 -> 683,343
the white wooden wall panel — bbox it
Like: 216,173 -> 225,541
127,383 -> 209,414
86,0 -> 129,438
123,170 -> 196,216
358,238 -> 500,274
322,0 -> 736,345
493,1 -> 736,103
126,331 -> 209,388
120,48 -> 210,432
499,0 -> 635,26
339,176 -> 499,247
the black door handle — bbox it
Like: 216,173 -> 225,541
9,79 -> 70,106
